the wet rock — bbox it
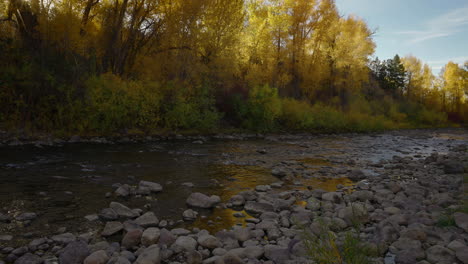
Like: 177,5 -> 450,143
158,229 -> 176,246
141,228 -> 160,246
14,253 -> 43,264
244,201 -> 274,215
99,208 -> 118,221
321,192 -> 342,204
255,185 -> 271,192
264,245 -> 289,263
139,181 -> 163,193
115,185 -> 130,197
453,212 -> 468,232
134,212 -> 159,227
186,193 -> 221,208
51,233 -> 76,244
238,190 -> 258,201
59,240 -> 90,264
15,212 -> 37,221
0,235 -> 12,241
110,202 -> 139,219
134,244 -> 161,264
229,195 -> 245,206
84,250 -> 109,264
101,222 -> 123,237
122,229 -> 143,249
182,209 -> 198,221
186,250 -> 202,264
426,245 -> 455,264
172,236 -> 197,252
182,182 -> 195,188
85,214 -> 99,222
197,234 -> 221,249
271,168 -> 287,178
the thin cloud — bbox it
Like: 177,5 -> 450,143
397,6 -> 468,44
427,56 -> 468,73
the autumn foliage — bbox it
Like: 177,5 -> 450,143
0,0 -> 466,134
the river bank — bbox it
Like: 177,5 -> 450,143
0,129 -> 467,263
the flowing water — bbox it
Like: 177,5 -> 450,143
0,129 -> 466,245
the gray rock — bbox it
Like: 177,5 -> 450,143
229,195 -> 245,206
101,222 -> 123,237
443,161 -> 464,174
271,168 -> 287,178
51,233 -> 76,244
455,246 -> 468,264
84,250 -> 109,264
244,246 -> 264,259
426,245 -> 455,264
197,235 -> 221,249
15,212 -> 37,221
213,248 -> 227,256
0,213 -> 11,223
186,250 -> 202,264
134,244 -> 161,264
255,185 -> 271,192
182,209 -> 198,221
59,240 -> 90,264
186,193 -> 221,208
223,253 -> 244,264
305,197 -> 321,211
122,229 -> 143,249
139,181 -> 163,193
454,212 -> 468,232
321,192 -> 342,204
98,208 -> 118,221
264,245 -> 289,263
158,228 -> 176,246
244,201 -> 274,215
0,235 -> 13,241
14,253 -> 43,264
135,212 -> 159,227
171,228 -> 191,236
172,236 -> 197,252
141,228 -> 160,246
115,185 -> 130,197
110,202 -> 138,219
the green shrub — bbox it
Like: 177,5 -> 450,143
243,85 -> 282,131
280,98 -> 315,130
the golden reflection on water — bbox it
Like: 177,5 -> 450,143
190,163 -> 355,233
297,158 -> 332,166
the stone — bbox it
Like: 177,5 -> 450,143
264,245 -> 289,263
337,203 -> 369,225
229,195 -> 245,206
223,253 -> 245,264
182,209 -> 198,221
244,201 -> 274,215
455,246 -> 468,264
0,235 -> 13,241
244,246 -> 264,259
186,250 -> 202,264
110,202 -> 139,218
186,193 -> 221,208
59,240 -> 90,264
171,228 -> 191,236
13,253 -> 43,264
158,229 -> 176,246
51,233 -> 76,244
139,181 -> 163,193
172,236 -> 197,252
271,168 -> 287,178
15,212 -> 37,221
321,192 -> 342,204
115,185 -> 130,197
384,207 -> 401,215
305,197 -> 321,211
348,169 -> 366,181
101,222 -> 123,237
141,228 -> 160,246
134,245 -> 161,264
0,213 -> 11,223
98,208 -> 118,221
122,229 -> 143,249
426,245 -> 455,264
454,212 -> 468,232
255,185 -> 271,192
197,235 -> 221,249
84,250 -> 109,264
443,161 -> 464,174
135,212 -> 159,227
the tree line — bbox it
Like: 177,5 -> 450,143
0,0 -> 466,134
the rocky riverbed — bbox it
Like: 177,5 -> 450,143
0,129 -> 467,263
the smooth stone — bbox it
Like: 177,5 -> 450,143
110,202 -> 139,219
58,240 -> 90,264
134,245 -> 161,264
101,222 -> 123,237
186,193 -> 221,209
84,250 -> 109,264
134,212 -> 159,227
122,229 -> 143,249
141,228 -> 160,246
139,181 -> 163,193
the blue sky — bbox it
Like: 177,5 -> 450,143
335,0 -> 468,74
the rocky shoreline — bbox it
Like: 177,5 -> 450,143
1,132 -> 467,264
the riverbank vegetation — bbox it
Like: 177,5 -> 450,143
0,0 -> 467,135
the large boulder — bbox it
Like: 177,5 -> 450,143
454,212 -> 468,232
139,181 -> 163,193
244,201 -> 274,215
186,193 -> 221,208
141,227 -> 160,246
58,240 -> 90,264
110,202 -> 139,219
134,245 -> 161,264
134,212 -> 159,227
84,250 -> 109,264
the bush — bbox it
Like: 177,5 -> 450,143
280,98 -> 315,130
242,85 -> 282,131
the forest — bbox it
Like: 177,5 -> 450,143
0,0 -> 467,135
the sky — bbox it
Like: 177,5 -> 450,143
335,0 -> 468,74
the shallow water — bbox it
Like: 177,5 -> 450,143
0,129 -> 466,245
